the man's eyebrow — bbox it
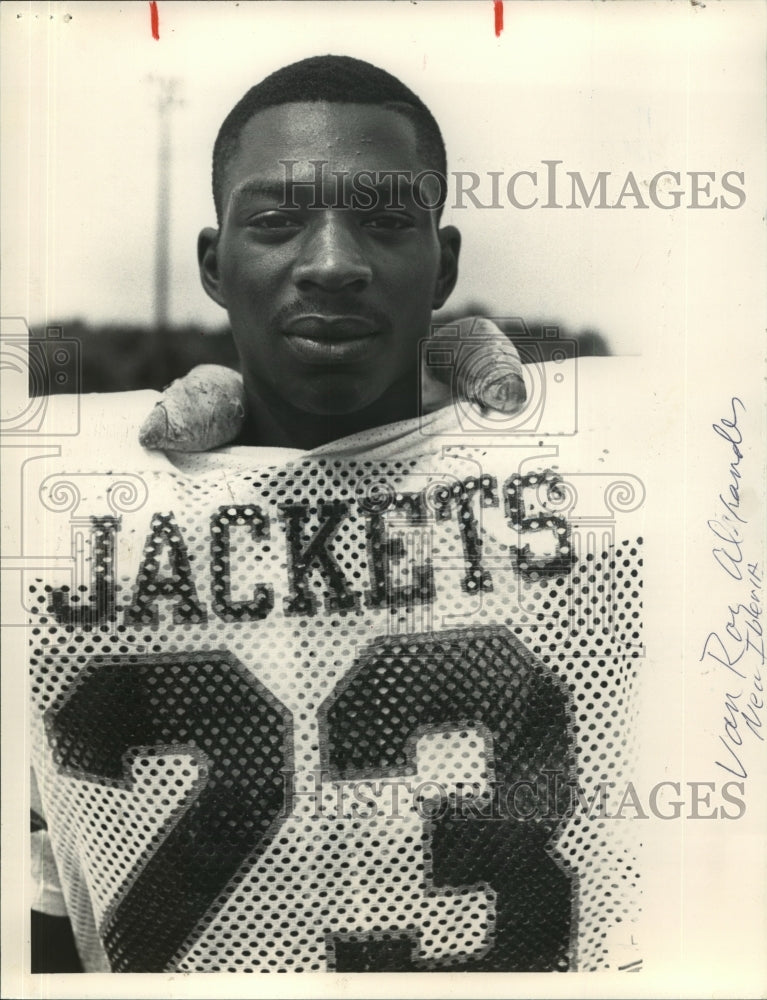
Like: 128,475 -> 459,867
229,179 -> 294,205
228,174 -> 430,212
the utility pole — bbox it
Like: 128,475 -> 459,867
150,77 -> 181,331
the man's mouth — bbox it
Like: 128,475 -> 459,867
282,314 -> 382,364
284,314 -> 378,338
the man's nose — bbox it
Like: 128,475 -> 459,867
292,215 -> 373,292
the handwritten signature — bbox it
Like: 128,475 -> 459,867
707,397 -> 746,581
700,398 -> 764,779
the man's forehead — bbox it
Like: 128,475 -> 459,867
225,101 -> 423,183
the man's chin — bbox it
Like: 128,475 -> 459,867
292,384 -> 386,417
252,368 -> 419,430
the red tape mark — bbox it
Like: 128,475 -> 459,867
494,0 -> 503,37
150,1 -> 160,40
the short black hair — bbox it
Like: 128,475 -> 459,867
211,54 -> 447,223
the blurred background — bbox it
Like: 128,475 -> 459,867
3,1 -> 760,393
23,317 -> 609,396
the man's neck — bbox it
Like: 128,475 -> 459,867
236,372 -> 421,450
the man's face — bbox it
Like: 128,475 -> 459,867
199,102 -> 460,417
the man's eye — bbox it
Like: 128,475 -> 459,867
248,213 -> 300,230
363,213 -> 415,231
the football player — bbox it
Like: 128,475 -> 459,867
30,55 -> 643,975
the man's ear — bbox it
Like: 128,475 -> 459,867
198,227 -> 227,308
432,224 -> 461,310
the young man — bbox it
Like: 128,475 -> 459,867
198,59 -> 460,449
29,55 -> 644,974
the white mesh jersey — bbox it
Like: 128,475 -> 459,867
28,358 -> 645,973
